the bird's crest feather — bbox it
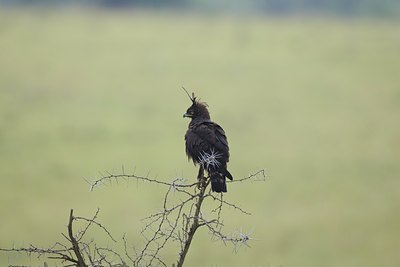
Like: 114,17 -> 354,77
182,86 -> 208,107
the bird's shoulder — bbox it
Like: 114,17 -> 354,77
189,119 -> 219,134
188,119 -> 229,149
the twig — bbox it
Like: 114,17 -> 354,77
75,208 -> 116,242
229,169 -> 267,183
88,170 -> 197,192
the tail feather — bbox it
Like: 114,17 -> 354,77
223,168 -> 233,181
210,172 -> 227,193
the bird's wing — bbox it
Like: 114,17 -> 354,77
195,121 -> 230,159
185,130 -> 207,160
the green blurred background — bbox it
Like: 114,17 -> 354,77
0,1 -> 400,266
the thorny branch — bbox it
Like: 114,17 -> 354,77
0,209 -> 123,267
1,168 -> 266,266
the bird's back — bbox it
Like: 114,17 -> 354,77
185,118 -> 229,167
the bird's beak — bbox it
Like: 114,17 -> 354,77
183,113 -> 190,118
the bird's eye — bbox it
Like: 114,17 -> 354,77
189,110 -> 194,114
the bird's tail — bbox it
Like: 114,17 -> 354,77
210,172 -> 227,193
210,167 -> 232,193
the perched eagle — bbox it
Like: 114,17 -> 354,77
183,90 -> 233,193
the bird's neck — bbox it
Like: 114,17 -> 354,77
190,117 -> 210,127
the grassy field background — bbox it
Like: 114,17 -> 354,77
0,9 -> 399,266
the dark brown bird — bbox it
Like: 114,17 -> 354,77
183,89 -> 233,193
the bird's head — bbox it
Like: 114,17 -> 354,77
182,87 -> 210,120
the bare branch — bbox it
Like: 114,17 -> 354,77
1,168 -> 266,267
75,208 -> 116,243
229,169 -> 267,183
88,169 -> 197,192
68,209 -> 88,267
207,193 -> 252,215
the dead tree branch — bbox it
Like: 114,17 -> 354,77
0,209 -> 123,267
1,168 -> 267,266
68,209 -> 88,267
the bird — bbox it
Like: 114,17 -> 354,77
182,88 -> 233,193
